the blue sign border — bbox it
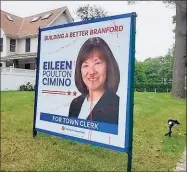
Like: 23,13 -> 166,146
33,12 -> 136,153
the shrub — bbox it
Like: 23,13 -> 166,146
20,82 -> 35,91
135,83 -> 172,92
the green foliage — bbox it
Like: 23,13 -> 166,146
172,15 -> 176,33
20,82 -> 35,91
76,4 -> 108,21
162,1 -> 176,7
135,53 -> 174,86
135,60 -> 147,83
135,49 -> 174,92
172,15 -> 176,24
135,83 -> 172,92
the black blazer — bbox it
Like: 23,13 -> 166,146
68,92 -> 119,124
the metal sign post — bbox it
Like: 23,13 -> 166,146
127,12 -> 136,172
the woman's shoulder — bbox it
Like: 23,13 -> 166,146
70,94 -> 85,105
98,91 -> 119,108
104,91 -> 119,101
68,94 -> 85,118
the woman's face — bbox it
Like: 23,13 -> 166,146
81,51 -> 107,92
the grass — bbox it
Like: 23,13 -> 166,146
1,91 -> 186,171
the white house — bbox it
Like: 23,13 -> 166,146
0,7 -> 74,70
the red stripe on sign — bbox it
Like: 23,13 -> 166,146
42,92 -> 66,95
42,90 -> 66,93
41,90 -> 66,95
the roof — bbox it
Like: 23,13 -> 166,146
0,7 -> 73,38
1,11 -> 23,36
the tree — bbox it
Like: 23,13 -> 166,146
135,49 -> 174,85
171,1 -> 186,99
135,60 -> 147,84
76,4 -> 108,21
128,1 -> 187,99
143,57 -> 161,83
157,54 -> 173,83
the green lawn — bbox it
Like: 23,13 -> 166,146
1,91 -> 186,171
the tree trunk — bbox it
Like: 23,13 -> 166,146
172,1 -> 186,99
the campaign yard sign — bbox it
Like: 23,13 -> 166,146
33,13 -> 136,153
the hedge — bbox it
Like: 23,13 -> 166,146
135,83 -> 172,92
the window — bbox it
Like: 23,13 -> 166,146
25,63 -> 30,69
10,39 -> 16,52
41,13 -> 52,20
30,16 -> 40,23
0,63 -> 2,67
25,38 -> 30,52
0,38 -> 3,52
5,14 -> 13,21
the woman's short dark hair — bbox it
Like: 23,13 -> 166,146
75,37 -> 120,95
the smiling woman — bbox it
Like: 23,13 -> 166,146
68,37 -> 120,125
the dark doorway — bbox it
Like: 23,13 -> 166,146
25,63 -> 30,69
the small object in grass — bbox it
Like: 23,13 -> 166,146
179,158 -> 184,163
165,119 -> 180,137
178,133 -> 181,135
156,154 -> 159,157
155,149 -> 160,151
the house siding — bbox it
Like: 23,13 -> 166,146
17,38 -> 25,54
31,37 -> 38,52
51,13 -> 69,26
17,36 -> 38,54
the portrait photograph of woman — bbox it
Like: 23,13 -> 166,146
68,37 -> 120,125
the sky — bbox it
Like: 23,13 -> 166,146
1,1 -> 176,61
